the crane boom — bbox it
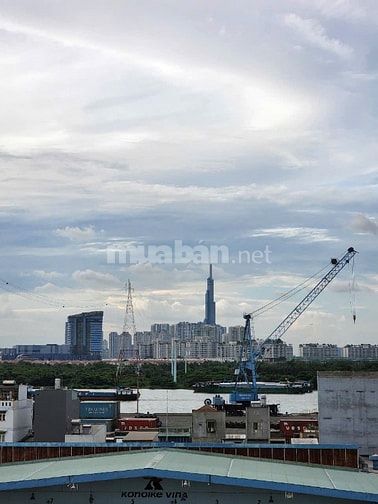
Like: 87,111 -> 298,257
263,246 -> 357,344
231,247 -> 357,405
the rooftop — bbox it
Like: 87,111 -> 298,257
318,371 -> 378,378
0,449 -> 377,501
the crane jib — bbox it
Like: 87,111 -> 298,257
264,247 -> 357,344
232,247 -> 358,404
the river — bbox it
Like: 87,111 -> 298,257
120,389 -> 318,415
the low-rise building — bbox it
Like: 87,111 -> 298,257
0,381 -> 33,442
192,400 -> 270,443
65,422 -> 106,443
192,405 -> 226,442
5,449 -> 377,503
1,344 -> 71,360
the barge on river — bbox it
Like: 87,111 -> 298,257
193,380 -> 312,394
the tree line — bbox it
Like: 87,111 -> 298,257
0,359 -> 377,390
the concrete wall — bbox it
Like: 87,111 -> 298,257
34,389 -> 80,442
153,413 -> 192,431
2,478 -> 369,504
192,408 -> 225,442
5,399 -> 33,442
65,424 -> 106,443
0,384 -> 33,442
246,405 -> 270,442
318,371 -> 378,455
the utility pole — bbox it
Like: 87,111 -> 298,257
171,338 -> 177,383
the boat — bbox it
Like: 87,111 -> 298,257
76,387 -> 140,401
192,380 -> 312,394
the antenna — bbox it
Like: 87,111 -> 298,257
123,279 -> 136,344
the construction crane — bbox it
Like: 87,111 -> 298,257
231,246 -> 358,404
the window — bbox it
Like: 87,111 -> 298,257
206,420 -> 216,433
253,422 -> 259,431
0,413 -> 5,422
0,433 -> 5,442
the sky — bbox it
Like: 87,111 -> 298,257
0,0 -> 377,351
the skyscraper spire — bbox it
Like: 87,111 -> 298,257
204,264 -> 216,325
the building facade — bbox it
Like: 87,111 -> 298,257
342,344 -> 378,360
66,311 -> 104,359
0,381 -> 33,442
108,331 -> 133,359
318,371 -> 378,455
261,339 -> 294,361
299,343 -> 341,360
1,344 -> 71,360
1,449 -> 377,504
33,388 -> 80,442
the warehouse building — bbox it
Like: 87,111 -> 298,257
0,449 -> 377,503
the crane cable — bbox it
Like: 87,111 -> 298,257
349,255 -> 357,323
250,262 -> 331,318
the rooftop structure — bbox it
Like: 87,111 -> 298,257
0,441 -> 360,469
0,449 -> 377,502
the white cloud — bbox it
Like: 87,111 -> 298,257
305,0 -> 368,21
72,269 -> 122,289
284,13 -> 353,59
350,214 -> 378,235
249,227 -> 339,243
55,225 -> 99,241
32,270 -> 65,280
0,1 -> 377,347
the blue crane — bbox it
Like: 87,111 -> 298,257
230,247 -> 358,404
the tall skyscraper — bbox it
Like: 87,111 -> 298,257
66,311 -> 104,359
204,264 -> 216,325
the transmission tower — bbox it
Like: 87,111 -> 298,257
123,279 -> 136,343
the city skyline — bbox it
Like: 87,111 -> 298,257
0,1 -> 377,348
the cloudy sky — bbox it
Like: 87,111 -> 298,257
0,0 -> 377,351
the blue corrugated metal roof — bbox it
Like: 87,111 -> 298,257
0,448 -> 375,501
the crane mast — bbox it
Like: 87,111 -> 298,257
231,247 -> 357,404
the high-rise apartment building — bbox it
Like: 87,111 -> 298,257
108,331 -> 133,359
342,344 -> 378,360
299,343 -> 341,361
261,339 -> 294,361
224,326 -> 245,343
65,311 -> 103,359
